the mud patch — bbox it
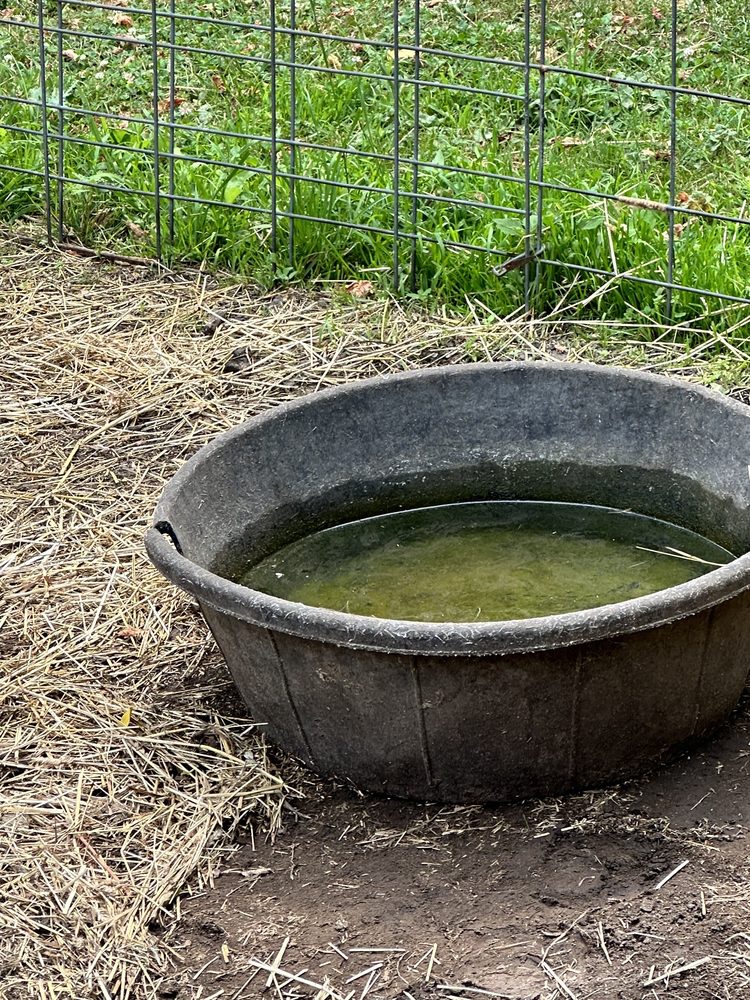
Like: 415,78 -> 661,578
171,697 -> 750,999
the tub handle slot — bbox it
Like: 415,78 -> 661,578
153,519 -> 183,555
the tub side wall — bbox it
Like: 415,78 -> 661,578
201,590 -> 750,802
202,604 -> 429,797
693,589 -> 750,733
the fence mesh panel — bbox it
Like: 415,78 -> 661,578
2,0 -> 749,316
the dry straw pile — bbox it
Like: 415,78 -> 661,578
2,229 -> 749,999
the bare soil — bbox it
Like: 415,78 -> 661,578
172,688 -> 750,1000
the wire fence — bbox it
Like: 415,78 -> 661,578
2,0 -> 750,316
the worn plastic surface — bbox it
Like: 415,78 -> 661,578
146,362 -> 750,801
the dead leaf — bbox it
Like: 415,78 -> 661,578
158,95 -> 186,113
556,136 -> 585,148
211,73 -> 226,93
386,48 -> 417,62
652,7 -> 665,20
118,706 -> 132,727
223,345 -> 256,374
117,626 -> 143,638
125,220 -> 149,239
663,221 -> 690,240
62,49 -> 78,62
327,53 -> 342,70
642,148 -> 671,161
613,12 -> 639,31
677,191 -> 690,205
345,279 -> 374,298
111,12 -> 133,27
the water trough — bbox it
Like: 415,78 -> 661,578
146,362 -> 750,802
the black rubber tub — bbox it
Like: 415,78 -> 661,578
146,362 -> 750,802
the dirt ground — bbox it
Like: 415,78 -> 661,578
172,682 -> 750,1000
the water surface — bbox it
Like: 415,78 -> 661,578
239,501 -> 734,622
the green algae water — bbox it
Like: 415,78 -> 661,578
239,502 -> 735,623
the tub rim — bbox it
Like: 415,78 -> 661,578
145,361 -> 750,656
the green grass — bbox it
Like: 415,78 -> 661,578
2,0 -> 750,324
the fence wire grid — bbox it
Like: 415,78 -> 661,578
2,0 -> 750,316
